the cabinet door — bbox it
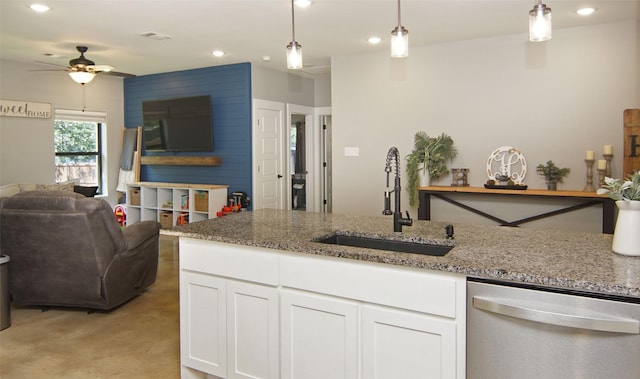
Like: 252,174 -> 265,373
281,290 -> 359,379
227,280 -> 279,379
362,305 -> 457,379
180,271 -> 227,377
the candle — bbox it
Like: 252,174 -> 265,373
585,150 -> 594,160
597,159 -> 607,170
603,145 -> 613,155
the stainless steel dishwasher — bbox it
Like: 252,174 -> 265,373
467,278 -> 640,379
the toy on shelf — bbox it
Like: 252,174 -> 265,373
216,191 -> 250,217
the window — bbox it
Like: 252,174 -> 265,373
54,110 -> 106,194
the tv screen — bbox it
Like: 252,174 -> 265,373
142,95 -> 213,152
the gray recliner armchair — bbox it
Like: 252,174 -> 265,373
0,190 -> 161,311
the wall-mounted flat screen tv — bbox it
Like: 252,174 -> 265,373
142,95 -> 214,152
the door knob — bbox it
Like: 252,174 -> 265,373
277,174 -> 283,178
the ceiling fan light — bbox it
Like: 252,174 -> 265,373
529,0 -> 552,42
69,71 -> 96,84
286,41 -> 303,69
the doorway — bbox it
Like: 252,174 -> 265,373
253,100 -> 331,213
320,115 -> 332,213
252,99 -> 285,210
291,114 -> 306,210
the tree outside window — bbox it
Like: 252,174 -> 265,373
54,119 -> 103,192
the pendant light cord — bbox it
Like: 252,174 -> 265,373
291,0 -> 296,42
397,0 -> 401,27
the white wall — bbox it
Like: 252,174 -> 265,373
0,60 -> 125,205
331,21 -> 639,232
252,65 -> 330,107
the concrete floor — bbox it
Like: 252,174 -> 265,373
0,235 -> 180,378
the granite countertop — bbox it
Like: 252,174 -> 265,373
163,209 -> 640,299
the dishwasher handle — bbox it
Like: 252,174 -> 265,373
473,296 -> 640,334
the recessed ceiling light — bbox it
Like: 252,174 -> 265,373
212,50 -> 225,57
295,0 -> 312,7
30,4 -> 50,12
262,56 -> 272,62
576,7 -> 596,16
368,36 -> 382,45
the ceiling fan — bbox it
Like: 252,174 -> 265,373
66,46 -> 135,84
35,46 -> 135,84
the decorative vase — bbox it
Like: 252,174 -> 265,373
418,167 -> 431,187
547,181 -> 557,191
611,200 -> 640,256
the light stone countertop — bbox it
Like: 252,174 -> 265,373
162,209 -> 640,299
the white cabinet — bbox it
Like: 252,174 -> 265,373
180,238 -> 280,379
280,253 -> 466,379
280,290 -> 359,379
126,182 -> 228,227
227,281 -> 279,379
180,271 -> 227,377
361,305 -> 457,379
179,238 -> 466,379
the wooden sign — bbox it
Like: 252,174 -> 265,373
624,109 -> 640,176
0,99 -> 52,119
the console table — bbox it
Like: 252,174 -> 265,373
418,186 -> 615,234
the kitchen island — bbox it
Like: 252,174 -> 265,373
164,209 -> 639,298
164,209 -> 640,379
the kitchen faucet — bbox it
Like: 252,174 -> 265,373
383,147 -> 413,232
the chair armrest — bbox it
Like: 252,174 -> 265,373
122,221 -> 161,251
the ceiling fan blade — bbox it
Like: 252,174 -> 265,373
91,64 -> 115,72
34,60 -> 68,68
102,70 -> 136,78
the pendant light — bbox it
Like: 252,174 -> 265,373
529,0 -> 552,42
390,0 -> 408,58
286,0 -> 303,69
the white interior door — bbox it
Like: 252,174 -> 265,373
253,100 -> 285,210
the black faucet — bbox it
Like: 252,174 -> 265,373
383,147 -> 413,232
445,224 -> 454,240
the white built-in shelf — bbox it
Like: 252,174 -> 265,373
126,182 -> 228,227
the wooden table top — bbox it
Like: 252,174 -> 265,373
419,186 -> 608,199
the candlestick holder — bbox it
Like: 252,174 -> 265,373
603,153 -> 613,178
597,168 -> 606,188
584,159 -> 595,192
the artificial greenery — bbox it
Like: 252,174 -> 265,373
406,132 -> 457,208
536,160 -> 570,183
597,170 -> 640,201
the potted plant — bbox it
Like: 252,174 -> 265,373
536,160 -> 570,190
597,170 -> 640,256
406,132 -> 457,208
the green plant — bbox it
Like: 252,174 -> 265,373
597,170 -> 640,201
406,132 -> 457,208
536,160 -> 570,183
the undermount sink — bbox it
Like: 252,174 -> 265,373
316,233 -> 453,257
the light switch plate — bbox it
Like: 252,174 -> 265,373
344,147 -> 360,157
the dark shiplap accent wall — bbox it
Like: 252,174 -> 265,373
124,63 -> 252,204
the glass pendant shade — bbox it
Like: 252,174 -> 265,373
390,26 -> 409,58
69,71 -> 96,84
286,41 -> 303,69
529,1 -> 552,42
